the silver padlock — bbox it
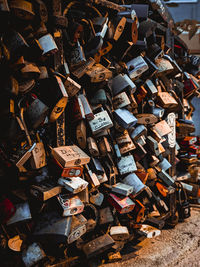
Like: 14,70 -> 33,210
114,108 -> 137,129
7,202 -> 32,225
111,182 -> 133,196
108,74 -> 136,96
22,243 -> 46,267
57,194 -> 84,217
90,190 -> 104,206
126,56 -> 148,80
117,155 -> 137,175
67,214 -> 87,244
89,110 -> 113,134
58,177 -> 88,194
122,173 -> 145,195
110,226 -> 129,241
99,207 -> 114,225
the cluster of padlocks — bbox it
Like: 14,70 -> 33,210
0,0 -> 200,266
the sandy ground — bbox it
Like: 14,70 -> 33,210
101,208 -> 200,267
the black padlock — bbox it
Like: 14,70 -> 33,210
177,182 -> 191,222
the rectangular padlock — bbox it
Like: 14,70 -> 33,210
53,158 -> 83,178
78,94 -> 94,121
7,202 -> 32,225
152,120 -> 172,137
158,170 -> 175,187
76,120 -> 87,149
85,165 -> 100,187
130,125 -> 147,141
135,114 -> 158,125
113,92 -> 131,109
99,207 -> 114,225
108,74 -> 136,96
117,155 -> 137,175
83,234 -> 115,259
22,243 -> 46,267
87,137 -> 100,157
70,41 -> 86,69
126,56 -> 149,80
89,110 -> 113,135
67,214 -> 87,244
114,108 -> 137,129
158,158 -> 171,171
33,211 -> 72,242
111,182 -> 133,196
64,77 -> 81,97
30,180 -> 62,202
157,92 -> 178,109
110,226 -> 129,241
52,145 -> 90,167
57,194 -> 84,217
31,142 -> 47,169
144,79 -> 158,96
108,193 -> 135,214
58,177 -> 88,194
86,63 -> 112,83
123,173 -> 145,196
72,57 -> 95,79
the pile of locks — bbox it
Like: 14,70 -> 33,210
1,0 -> 200,266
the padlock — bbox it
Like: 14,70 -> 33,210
157,92 -> 178,109
135,114 -> 158,125
71,95 -> 85,121
90,190 -> 104,206
22,243 -> 46,267
113,92 -> 131,109
99,207 -> 114,225
53,158 -> 83,178
90,89 -> 107,105
30,141 -> 47,169
114,108 -> 137,129
78,94 -> 94,121
76,120 -> 87,149
84,164 -> 100,187
56,111 -> 65,147
116,130 -> 136,154
137,224 -> 161,238
108,193 -> 135,214
146,136 -> 160,156
33,211 -> 72,243
176,183 -> 190,221
83,234 -> 115,259
38,34 -> 58,56
123,173 -> 145,196
72,57 -> 95,79
144,79 -> 158,96
130,125 -> 147,141
30,179 -> 62,202
7,202 -> 32,225
152,120 -> 172,137
126,56 -> 149,80
51,145 -> 90,167
110,226 -> 129,241
87,137 -> 100,157
158,170 -> 175,187
64,77 -> 81,97
158,158 -> 171,171
108,74 -> 136,96
117,155 -> 137,175
57,195 -> 84,217
89,110 -> 113,135
111,182 -> 133,196
86,63 -> 112,83
58,177 -> 88,194
25,98 -> 49,129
